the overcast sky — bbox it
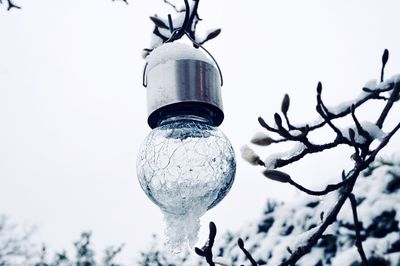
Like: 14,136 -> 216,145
1,0 -> 400,264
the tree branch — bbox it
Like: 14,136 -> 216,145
195,222 -> 217,266
238,238 -> 258,266
278,121 -> 400,265
1,0 -> 21,10
349,193 -> 369,266
376,81 -> 400,128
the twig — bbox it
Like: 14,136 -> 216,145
287,175 -> 352,196
350,105 -> 371,143
376,82 -> 400,128
162,0 -> 185,12
246,50 -> 400,265
349,193 -> 369,265
238,238 -> 258,266
195,222 -> 217,266
2,0 -> 21,10
381,49 -> 389,82
278,122 -> 400,265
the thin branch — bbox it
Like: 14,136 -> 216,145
381,49 -> 389,82
4,0 -> 20,10
278,122 -> 400,265
238,238 -> 258,266
187,0 -> 200,39
307,81 -> 396,132
351,105 -> 371,142
349,193 -> 369,265
287,175 -> 352,196
274,140 -> 340,168
376,82 -> 400,128
195,222 -> 217,266
162,0 -> 185,12
316,85 -> 343,138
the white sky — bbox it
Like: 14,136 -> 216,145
1,0 -> 400,264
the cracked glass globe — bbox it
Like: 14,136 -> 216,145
136,115 -> 236,215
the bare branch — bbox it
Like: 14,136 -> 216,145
238,238 -> 258,266
162,0 -> 185,12
376,81 -> 400,128
381,49 -> 389,82
1,0 -> 21,10
278,121 -> 400,265
349,193 -> 369,265
195,222 -> 217,266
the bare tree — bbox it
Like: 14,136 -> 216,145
0,215 -> 36,266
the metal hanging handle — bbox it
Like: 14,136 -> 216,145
142,0 -> 223,88
142,36 -> 223,88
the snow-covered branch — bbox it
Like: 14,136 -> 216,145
238,49 -> 400,266
143,0 -> 221,58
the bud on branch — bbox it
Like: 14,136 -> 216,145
262,170 -> 291,183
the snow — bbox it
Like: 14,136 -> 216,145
339,165 -> 400,227
364,79 -> 378,90
163,206 -> 206,254
327,74 -> 400,115
327,90 -> 370,115
377,74 -> 400,89
213,256 -> 231,266
340,121 -> 386,144
263,143 -> 306,169
146,42 -> 214,71
289,129 -> 303,137
290,226 -> 319,250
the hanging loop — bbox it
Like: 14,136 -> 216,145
143,0 -> 223,87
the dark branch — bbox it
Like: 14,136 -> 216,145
195,222 -> 217,266
278,121 -> 400,265
162,0 -> 185,12
287,175 -> 352,196
2,0 -> 21,10
238,238 -> 258,266
381,49 -> 389,82
376,81 -> 400,128
349,193 -> 369,265
245,50 -> 400,265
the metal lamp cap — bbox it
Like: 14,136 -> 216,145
145,59 -> 224,128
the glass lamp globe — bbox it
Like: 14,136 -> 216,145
137,43 -> 236,247
137,114 -> 236,215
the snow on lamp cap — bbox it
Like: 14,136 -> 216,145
144,42 -> 224,128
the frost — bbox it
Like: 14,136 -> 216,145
146,42 -> 213,71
